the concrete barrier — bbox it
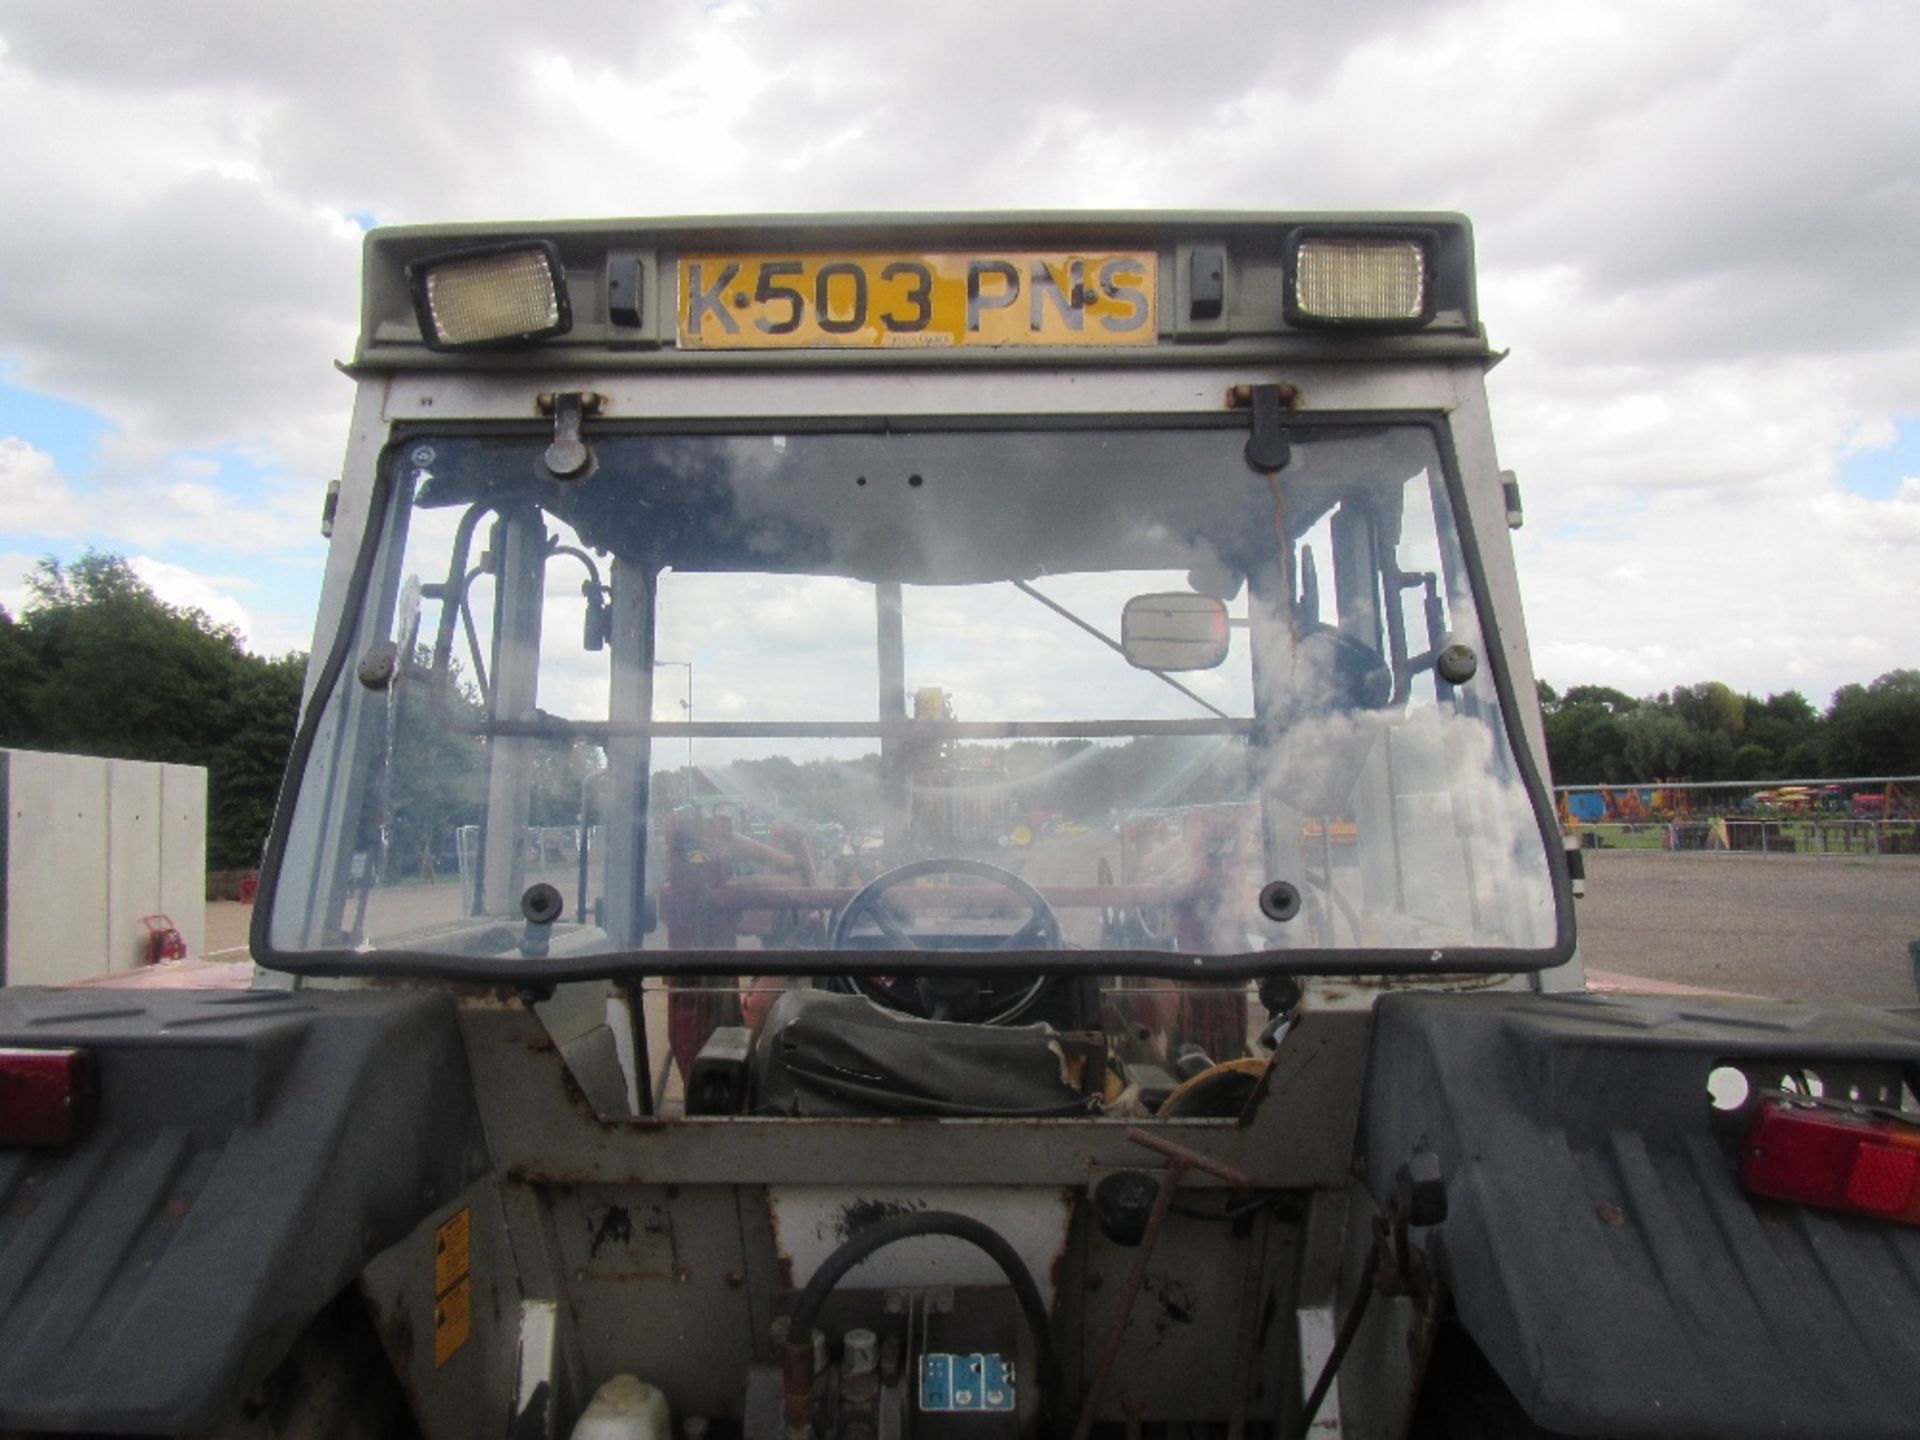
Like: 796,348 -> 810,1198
1,749 -> 206,985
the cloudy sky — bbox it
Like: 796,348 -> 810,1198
1,0 -> 1915,710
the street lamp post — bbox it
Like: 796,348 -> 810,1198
655,660 -> 695,804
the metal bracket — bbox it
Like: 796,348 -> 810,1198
1239,383 -> 1294,474
537,391 -> 604,480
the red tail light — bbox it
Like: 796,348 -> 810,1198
0,1047 -> 99,1148
1741,1097 -> 1920,1225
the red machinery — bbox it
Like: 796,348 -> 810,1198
140,915 -> 188,965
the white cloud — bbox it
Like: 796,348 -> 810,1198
0,438 -> 83,532
0,0 -> 1914,704
0,437 -> 321,556
127,555 -> 255,643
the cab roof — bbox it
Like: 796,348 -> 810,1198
355,210 -> 1490,370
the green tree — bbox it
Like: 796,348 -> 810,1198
379,651 -> 488,876
1823,670 -> 1920,776
206,654 -> 307,869
1541,684 -> 1638,784
21,553 -> 242,763
1666,681 -> 1747,743
1745,691 -> 1822,776
12,552 -> 307,870
0,606 -> 39,745
1622,706 -> 1723,780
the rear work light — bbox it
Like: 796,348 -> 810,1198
0,1046 -> 98,1148
1741,1097 -> 1920,1225
407,240 -> 572,349
1290,235 -> 1429,325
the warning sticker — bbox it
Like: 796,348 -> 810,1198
434,1276 -> 471,1367
434,1208 -> 472,1297
433,1207 -> 473,1366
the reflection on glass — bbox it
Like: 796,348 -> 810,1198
273,425 -> 1558,974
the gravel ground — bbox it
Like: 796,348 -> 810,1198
204,852 -> 1920,1007
1577,851 -> 1920,1006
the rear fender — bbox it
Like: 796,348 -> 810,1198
1360,991 -> 1920,1439
0,987 -> 490,1434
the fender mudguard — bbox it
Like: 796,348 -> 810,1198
0,986 -> 490,1433
1362,991 -> 1920,1440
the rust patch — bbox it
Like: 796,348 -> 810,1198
506,1164 -> 595,1187
554,1060 -> 604,1122
588,1204 -> 633,1258
1146,1276 -> 1197,1337
833,1196 -> 927,1244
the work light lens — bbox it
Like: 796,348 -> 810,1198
417,245 -> 567,346
1294,238 -> 1427,322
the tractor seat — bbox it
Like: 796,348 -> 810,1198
750,989 -> 1095,1118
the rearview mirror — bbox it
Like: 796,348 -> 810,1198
1120,593 -> 1229,671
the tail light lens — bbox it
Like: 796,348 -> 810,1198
1741,1097 -> 1920,1225
0,1047 -> 99,1148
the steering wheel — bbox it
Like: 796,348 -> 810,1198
829,858 -> 1062,1025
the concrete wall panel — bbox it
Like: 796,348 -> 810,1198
4,751 -> 111,986
2,750 -> 208,986
159,763 -> 208,960
106,761 -> 163,973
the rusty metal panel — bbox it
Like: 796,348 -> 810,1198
550,1186 -> 680,1280
1074,1209 -> 1293,1424
545,1183 -> 761,1423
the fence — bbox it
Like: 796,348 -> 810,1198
1554,776 -> 1920,858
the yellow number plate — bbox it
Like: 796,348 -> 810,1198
677,252 -> 1156,350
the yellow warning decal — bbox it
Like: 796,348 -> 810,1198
433,1207 -> 473,1366
434,1208 -> 472,1297
434,1276 -> 471,1367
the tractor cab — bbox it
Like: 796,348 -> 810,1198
12,216 -> 1915,1440
266,221 -> 1568,1105
234,216 -> 1579,1439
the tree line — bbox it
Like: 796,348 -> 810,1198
1538,674 -> 1920,787
0,553 -> 305,870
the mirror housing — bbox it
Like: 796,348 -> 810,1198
1121,593 -> 1229,671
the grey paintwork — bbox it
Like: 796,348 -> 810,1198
1362,990 -> 1920,1438
0,986 -> 488,1432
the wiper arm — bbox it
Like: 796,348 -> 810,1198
1010,578 -> 1229,721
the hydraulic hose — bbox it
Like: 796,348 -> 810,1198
784,1210 -> 1062,1427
